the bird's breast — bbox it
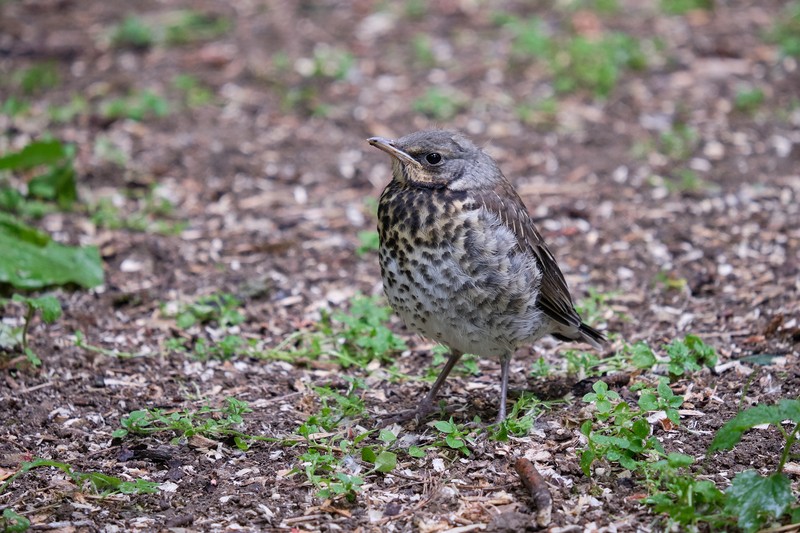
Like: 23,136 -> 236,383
377,184 -> 545,355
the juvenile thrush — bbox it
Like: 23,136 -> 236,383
368,130 -> 606,423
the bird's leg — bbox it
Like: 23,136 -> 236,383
496,352 -> 512,423
380,349 -> 463,426
415,348 -> 463,419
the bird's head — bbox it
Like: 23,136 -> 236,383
367,130 -> 500,190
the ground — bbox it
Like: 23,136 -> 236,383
1,0 -> 799,531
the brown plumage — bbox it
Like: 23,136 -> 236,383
368,129 -> 606,423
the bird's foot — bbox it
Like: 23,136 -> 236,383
376,401 -> 460,428
376,403 -> 434,428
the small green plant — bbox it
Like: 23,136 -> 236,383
637,378 -> 683,425
332,295 -> 407,366
491,393 -> 540,441
280,85 -> 325,115
658,123 -> 698,160
663,334 -> 717,379
99,90 -> 170,121
305,45 -> 355,80
48,95 -> 89,123
114,397 -> 262,450
13,62 -> 60,95
110,15 -> 155,49
172,74 -> 213,107
659,0 -> 712,15
312,379 -> 368,426
164,10 -> 231,45
564,0 -> 619,12
1,97 -> 30,117
0,139 -> 77,211
355,230 -> 379,256
413,87 -> 465,120
553,33 -> 646,98
530,357 -> 552,377
291,382 -> 399,503
708,399 -> 800,532
504,16 -> 550,58
644,453 -> 729,530
0,458 -> 158,497
501,16 -> 646,98
432,418 -> 475,456
734,87 -> 765,113
768,2 -> 800,57
165,292 -> 245,330
565,349 -> 602,378
360,429 -> 399,474
0,294 -> 61,366
161,298 -> 253,360
458,353 -> 481,376
0,508 -> 30,533
654,270 -> 688,291
90,186 -> 185,235
666,169 -> 706,193
403,0 -> 426,19
266,295 -> 407,368
580,379 -> 681,474
411,34 -> 436,67
515,97 -> 558,125
621,340 -> 657,370
575,287 -> 614,325
74,330 -> 140,359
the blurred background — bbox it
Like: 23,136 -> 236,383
1,0 -> 797,338
1,0 -> 799,530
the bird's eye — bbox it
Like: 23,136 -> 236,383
425,153 -> 442,165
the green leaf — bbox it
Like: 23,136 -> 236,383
378,429 -> 397,444
629,341 -> 657,369
434,420 -> 455,433
592,380 -> 609,394
408,445 -> 425,458
374,451 -> 397,473
1,508 -> 31,533
0,140 -> 66,171
709,400 -> 800,453
684,334 -> 718,366
638,391 -> 658,411
618,455 -> 639,470
0,215 -> 104,289
13,294 -> 62,323
28,163 -> 77,208
726,471 -> 794,533
0,211 -> 50,246
666,452 -> 694,468
24,347 -> 41,366
361,446 -> 377,463
632,418 -> 651,439
580,449 -> 595,476
445,435 -> 464,449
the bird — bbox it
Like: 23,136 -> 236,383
367,129 -> 606,424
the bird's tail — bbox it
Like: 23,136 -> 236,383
578,322 -> 607,350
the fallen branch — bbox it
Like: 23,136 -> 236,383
514,457 -> 552,528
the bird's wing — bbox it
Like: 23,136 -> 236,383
473,183 -> 583,331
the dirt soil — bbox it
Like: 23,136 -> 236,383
1,0 -> 799,531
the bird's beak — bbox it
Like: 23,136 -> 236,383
367,137 -> 422,169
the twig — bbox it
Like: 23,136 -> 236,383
16,382 -> 55,394
514,457 -> 552,528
